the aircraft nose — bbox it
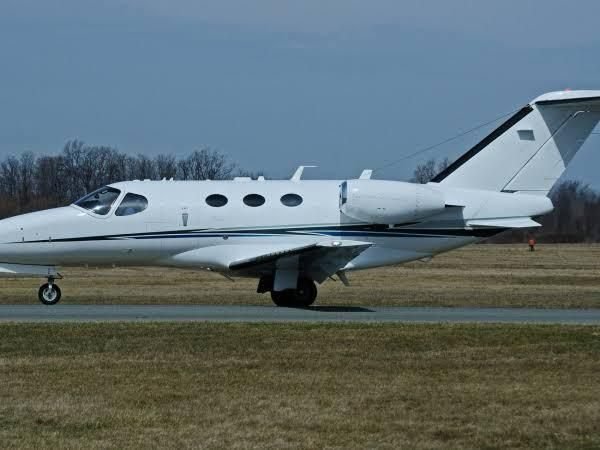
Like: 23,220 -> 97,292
0,217 -> 19,244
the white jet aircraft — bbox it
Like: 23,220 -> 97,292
1,90 -> 599,306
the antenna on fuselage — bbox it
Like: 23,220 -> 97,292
358,169 -> 373,180
291,165 -> 317,182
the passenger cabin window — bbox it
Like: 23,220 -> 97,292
243,194 -> 265,207
74,186 -> 121,216
280,193 -> 303,207
206,194 -> 228,207
115,193 -> 148,216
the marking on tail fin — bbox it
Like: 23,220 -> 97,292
536,96 -> 600,106
431,106 -> 534,183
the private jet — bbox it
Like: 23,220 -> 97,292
1,90 -> 599,306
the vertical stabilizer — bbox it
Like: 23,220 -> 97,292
431,91 -> 600,195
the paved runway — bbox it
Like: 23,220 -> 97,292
1,305 -> 600,324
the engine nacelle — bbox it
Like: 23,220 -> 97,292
340,180 -> 446,224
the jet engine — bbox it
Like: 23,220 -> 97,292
340,180 -> 446,224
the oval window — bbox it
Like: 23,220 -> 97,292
206,194 -> 228,207
243,194 -> 265,207
280,193 -> 303,207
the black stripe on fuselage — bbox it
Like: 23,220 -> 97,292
15,225 -> 506,243
431,105 -> 534,183
13,224 -> 402,243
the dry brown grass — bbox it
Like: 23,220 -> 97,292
1,244 -> 600,308
1,323 -> 599,449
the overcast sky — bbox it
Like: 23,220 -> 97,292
1,0 -> 599,183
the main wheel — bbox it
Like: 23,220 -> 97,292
270,278 -> 317,308
38,283 -> 62,305
296,278 -> 317,306
270,290 -> 290,307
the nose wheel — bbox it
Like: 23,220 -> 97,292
38,279 -> 62,305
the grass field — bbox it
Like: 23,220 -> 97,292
1,322 -> 599,449
1,244 -> 600,308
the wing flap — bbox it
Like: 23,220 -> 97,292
228,243 -> 319,271
467,217 -> 541,228
229,240 -> 372,283
302,240 -> 373,283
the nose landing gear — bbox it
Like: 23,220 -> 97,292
38,278 -> 62,305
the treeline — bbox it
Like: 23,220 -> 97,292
1,148 -> 598,243
412,158 -> 600,243
498,180 -> 600,243
0,141 -> 236,218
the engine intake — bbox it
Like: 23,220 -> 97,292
340,180 -> 445,224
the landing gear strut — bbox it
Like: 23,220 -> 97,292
270,278 -> 317,308
38,278 -> 62,305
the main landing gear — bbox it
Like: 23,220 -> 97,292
38,277 -> 62,305
268,278 -> 318,308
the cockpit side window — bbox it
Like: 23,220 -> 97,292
74,187 -> 121,215
115,193 -> 148,216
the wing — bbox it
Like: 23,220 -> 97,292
0,263 -> 58,278
166,240 -> 372,283
229,240 -> 372,282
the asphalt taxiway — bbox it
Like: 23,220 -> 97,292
1,305 -> 600,324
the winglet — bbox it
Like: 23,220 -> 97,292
291,165 -> 317,181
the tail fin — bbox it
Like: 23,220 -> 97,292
431,90 -> 600,194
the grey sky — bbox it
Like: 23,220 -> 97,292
1,0 -> 599,183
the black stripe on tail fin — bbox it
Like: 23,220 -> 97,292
431,105 -> 534,183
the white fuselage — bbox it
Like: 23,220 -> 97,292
0,178 -> 553,278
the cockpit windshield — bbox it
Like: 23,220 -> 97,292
74,186 -> 121,215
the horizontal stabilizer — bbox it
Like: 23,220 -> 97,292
466,218 -> 541,228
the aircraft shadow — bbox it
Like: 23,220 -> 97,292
294,306 -> 375,313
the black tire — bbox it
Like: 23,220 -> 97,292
270,290 -> 289,307
38,283 -> 62,305
270,278 -> 317,308
297,278 -> 317,306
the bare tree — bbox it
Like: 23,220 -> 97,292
18,152 -> 36,207
155,154 -> 177,179
2,143 -> 600,245
126,154 -> 156,180
61,140 -> 88,198
177,148 -> 235,180
0,155 -> 20,198
0,142 -> 240,218
0,155 -> 21,216
35,155 -> 68,207
411,158 -> 450,183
